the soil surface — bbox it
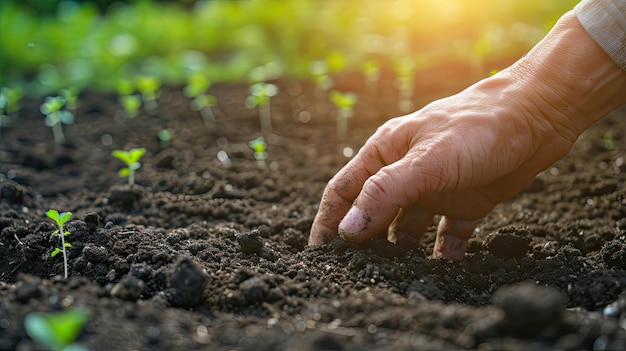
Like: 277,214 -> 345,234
1,65 -> 626,350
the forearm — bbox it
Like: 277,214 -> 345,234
507,10 -> 626,136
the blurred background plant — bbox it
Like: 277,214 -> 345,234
0,0 -> 579,97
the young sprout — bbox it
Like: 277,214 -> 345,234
361,60 -> 381,95
308,60 -> 333,101
245,82 -> 278,134
183,72 -> 217,126
120,95 -> 142,118
1,86 -> 23,117
112,148 -> 145,186
248,136 -> 267,169
115,79 -> 141,118
0,91 -> 10,139
158,129 -> 172,148
40,96 -> 75,144
46,209 -> 72,279
60,87 -> 79,112
329,90 -> 357,138
135,76 -> 161,114
603,131 -> 615,150
393,57 -> 416,113
25,308 -> 88,351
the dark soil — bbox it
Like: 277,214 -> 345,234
1,64 -> 626,350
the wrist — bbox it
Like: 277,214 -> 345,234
508,11 -> 626,135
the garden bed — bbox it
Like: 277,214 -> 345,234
1,68 -> 626,350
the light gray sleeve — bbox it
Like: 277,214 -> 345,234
575,0 -> 626,70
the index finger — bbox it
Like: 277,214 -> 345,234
308,132 -> 399,245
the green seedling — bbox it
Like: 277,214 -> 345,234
60,87 -> 79,112
248,136 -> 267,169
41,96 -> 75,144
46,209 -> 73,279
245,82 -> 278,134
183,72 -> 217,126
603,131 -> 615,150
25,308 -> 88,351
361,60 -> 381,95
308,60 -> 333,101
112,148 -> 146,186
158,129 -> 172,148
116,79 -> 142,118
393,57 -> 416,113
135,76 -> 161,114
1,86 -> 23,116
0,91 -> 10,139
329,90 -> 357,138
119,95 -> 142,118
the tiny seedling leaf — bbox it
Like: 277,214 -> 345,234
118,168 -> 130,177
330,91 -> 357,109
119,95 -> 142,118
46,209 -> 72,227
112,148 -> 145,166
58,110 -> 75,125
112,150 -> 132,164
128,148 -> 146,162
51,248 -> 62,257
136,76 -> 160,94
184,72 -> 210,97
40,97 -> 65,115
24,309 -> 88,350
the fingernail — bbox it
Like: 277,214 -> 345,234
433,234 -> 467,261
339,206 -> 366,238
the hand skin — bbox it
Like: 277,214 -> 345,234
308,10 -> 626,260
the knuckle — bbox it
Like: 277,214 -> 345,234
362,172 -> 391,203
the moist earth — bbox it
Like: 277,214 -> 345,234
1,68 -> 626,350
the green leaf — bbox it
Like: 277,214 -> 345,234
244,96 -> 259,108
128,148 -> 146,162
58,110 -> 75,125
113,148 -> 144,167
135,76 -> 161,95
130,162 -> 141,171
40,96 -> 65,115
116,79 -> 134,96
119,95 -> 141,117
24,309 -> 88,350
64,243 -> 72,248
51,248 -> 62,257
47,209 -> 71,228
44,113 -> 60,127
46,209 -> 60,223
118,168 -> 130,177
248,136 -> 266,153
184,72 -> 210,97
58,212 -> 72,226
112,150 -> 132,164
329,91 -> 357,109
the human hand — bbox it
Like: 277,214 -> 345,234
308,11 -> 626,260
308,69 -> 579,259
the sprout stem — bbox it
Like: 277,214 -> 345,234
336,109 -> 352,138
200,106 -> 216,126
52,123 -> 65,144
259,103 -> 272,134
59,226 -> 68,279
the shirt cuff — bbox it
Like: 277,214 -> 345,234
575,0 -> 626,71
